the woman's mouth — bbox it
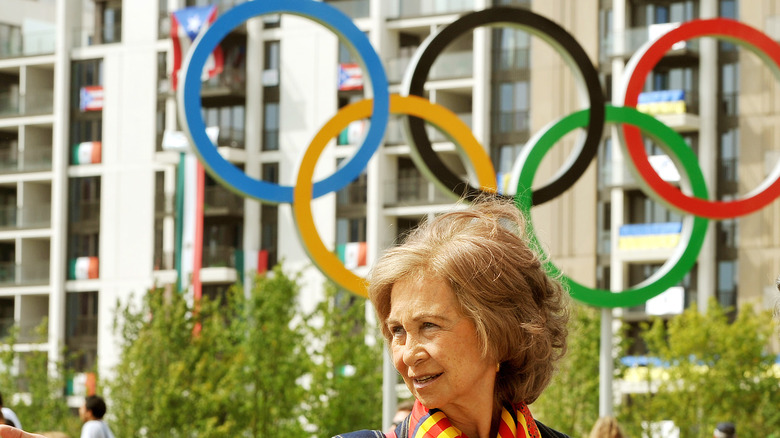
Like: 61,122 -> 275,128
413,373 -> 442,388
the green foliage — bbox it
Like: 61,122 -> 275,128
0,321 -> 81,437
532,302 -> 601,438
109,265 -> 311,438
617,300 -> 780,438
305,283 -> 384,436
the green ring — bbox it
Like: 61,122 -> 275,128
514,105 -> 709,308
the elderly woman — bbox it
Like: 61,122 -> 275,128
337,198 -> 570,438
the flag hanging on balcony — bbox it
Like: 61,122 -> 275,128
337,63 -> 363,91
72,141 -> 102,164
68,256 -> 99,280
79,86 -> 103,112
170,4 -> 224,90
337,242 -> 367,269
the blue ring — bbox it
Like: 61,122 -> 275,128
179,0 -> 390,203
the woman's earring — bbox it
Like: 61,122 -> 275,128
496,362 -> 501,372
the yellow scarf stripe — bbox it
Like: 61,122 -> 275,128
414,411 -> 449,438
501,407 -> 517,436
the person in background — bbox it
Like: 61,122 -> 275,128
713,421 -> 736,438
78,396 -> 114,438
387,399 -> 415,434
0,391 -> 22,430
588,416 -> 625,438
335,197 -> 570,438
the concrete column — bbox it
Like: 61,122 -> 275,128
697,0 -> 718,312
49,0 -> 79,368
243,17 -> 264,291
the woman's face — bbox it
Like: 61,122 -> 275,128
386,275 -> 497,416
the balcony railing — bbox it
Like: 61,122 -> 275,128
0,204 -> 52,230
337,179 -> 368,206
600,23 -> 699,61
385,112 -> 472,145
388,0 -> 474,18
204,186 -> 244,214
0,90 -> 54,118
326,0 -> 370,19
202,64 -> 247,95
202,244 -> 237,268
0,148 -> 53,173
0,28 -> 56,59
386,50 -> 473,83
72,23 -> 122,48
385,174 -> 456,206
70,201 -> 100,225
0,261 -> 50,286
153,249 -> 174,271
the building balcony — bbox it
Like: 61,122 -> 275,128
69,201 -> 100,226
0,204 -> 51,230
0,261 -> 50,287
384,174 -> 454,207
201,64 -> 247,98
0,90 -> 54,118
385,112 -> 472,145
202,244 -> 237,269
337,179 -> 367,206
72,23 -> 122,48
0,148 -> 52,174
385,50 -> 473,83
326,0 -> 370,19
204,186 -> 244,216
0,28 -> 56,59
600,23 -> 699,62
388,0 -> 474,19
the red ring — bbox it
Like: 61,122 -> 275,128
622,18 -> 780,219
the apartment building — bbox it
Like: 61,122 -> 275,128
0,0 -> 777,410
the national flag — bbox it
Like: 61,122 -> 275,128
170,5 -> 224,90
337,242 -> 367,269
68,256 -> 99,280
79,86 -> 103,112
177,153 -> 199,292
338,63 -> 363,91
72,141 -> 102,164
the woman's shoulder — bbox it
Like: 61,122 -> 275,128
332,430 -> 386,438
535,419 -> 571,438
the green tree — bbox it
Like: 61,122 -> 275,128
109,264 -> 311,437
532,302 -> 601,437
617,300 -> 780,438
306,283 -> 383,436
0,321 -> 80,436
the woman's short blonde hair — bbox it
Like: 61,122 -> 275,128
588,417 -> 625,438
368,197 -> 569,404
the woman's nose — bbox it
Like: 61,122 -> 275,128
402,334 -> 426,366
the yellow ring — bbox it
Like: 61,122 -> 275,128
293,94 -> 497,297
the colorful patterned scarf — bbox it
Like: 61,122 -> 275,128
389,400 -> 540,438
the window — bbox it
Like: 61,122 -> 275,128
202,105 -> 246,148
262,102 -> 280,151
66,292 -> 98,372
492,28 -> 531,71
494,81 -> 529,134
68,177 -> 100,261
261,163 -> 279,268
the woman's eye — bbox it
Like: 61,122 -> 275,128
421,322 -> 437,330
390,326 -> 405,337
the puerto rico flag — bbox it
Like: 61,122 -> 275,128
338,63 -> 363,91
170,5 -> 224,90
79,86 -> 103,112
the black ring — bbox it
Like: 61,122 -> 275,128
402,7 -> 606,205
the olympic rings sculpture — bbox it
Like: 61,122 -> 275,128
178,0 -> 780,307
